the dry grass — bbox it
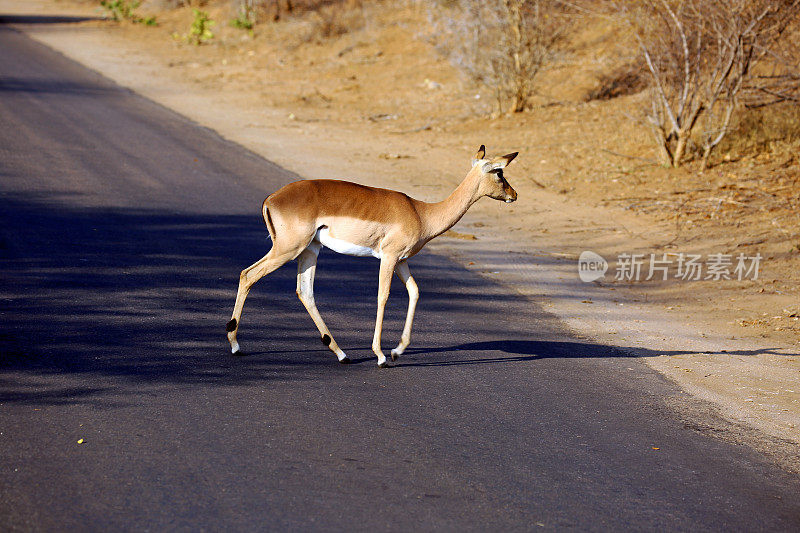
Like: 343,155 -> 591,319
718,103 -> 800,160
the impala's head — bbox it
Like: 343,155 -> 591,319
471,145 -> 519,203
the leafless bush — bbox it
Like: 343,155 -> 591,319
619,0 -> 800,168
428,0 -> 570,114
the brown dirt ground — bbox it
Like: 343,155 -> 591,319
9,0 -> 800,453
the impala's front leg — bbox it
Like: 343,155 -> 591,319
372,256 -> 398,368
390,260 -> 418,361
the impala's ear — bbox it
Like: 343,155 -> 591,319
481,152 -> 519,173
471,145 -> 486,167
499,152 -> 519,167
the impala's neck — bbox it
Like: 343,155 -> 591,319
420,168 -> 483,240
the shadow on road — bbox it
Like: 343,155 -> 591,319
0,15 -> 105,25
0,76 -> 121,96
395,339 -> 794,366
0,193 -> 790,405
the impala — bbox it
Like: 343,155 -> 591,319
226,145 -> 519,367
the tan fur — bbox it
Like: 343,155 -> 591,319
227,146 -> 519,367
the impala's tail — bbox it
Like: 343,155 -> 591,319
261,198 -> 277,241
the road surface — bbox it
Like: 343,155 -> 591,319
1,17 -> 799,531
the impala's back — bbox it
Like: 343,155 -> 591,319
265,179 -> 423,256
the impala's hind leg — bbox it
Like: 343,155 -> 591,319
296,245 -> 350,363
227,246 -> 296,354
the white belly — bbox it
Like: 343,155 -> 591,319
315,227 -> 380,258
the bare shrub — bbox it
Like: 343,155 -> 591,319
311,3 -> 363,38
261,0 -> 295,22
618,0 -> 800,168
428,0 -> 570,114
743,20 -> 800,110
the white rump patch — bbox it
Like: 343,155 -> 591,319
315,227 -> 380,258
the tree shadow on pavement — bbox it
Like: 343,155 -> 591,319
0,193 -> 792,406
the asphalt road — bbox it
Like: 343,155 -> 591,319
1,19 -> 799,532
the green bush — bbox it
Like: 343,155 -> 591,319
188,9 -> 215,45
230,12 -> 254,30
99,0 -> 157,26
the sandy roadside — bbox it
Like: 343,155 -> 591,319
4,0 -> 798,462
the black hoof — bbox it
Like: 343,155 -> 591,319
339,356 -> 351,364
378,361 -> 391,368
